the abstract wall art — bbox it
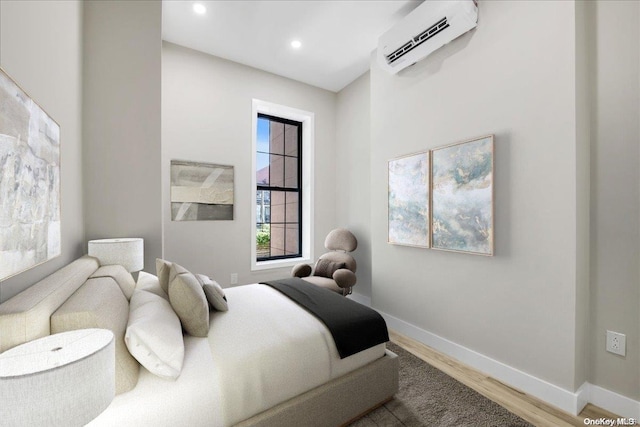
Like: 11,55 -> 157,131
388,151 -> 430,247
0,67 -> 61,281
431,135 -> 494,256
170,160 -> 234,221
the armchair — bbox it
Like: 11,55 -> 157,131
291,228 -> 358,296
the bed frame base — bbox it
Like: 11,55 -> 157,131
339,397 -> 394,427
236,350 -> 399,427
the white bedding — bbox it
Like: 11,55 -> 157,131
90,284 -> 385,427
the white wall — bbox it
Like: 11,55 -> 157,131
574,0 -> 591,395
336,72 -> 372,298
369,0 -> 583,392
589,0 -> 640,400
162,42 -> 336,286
83,0 -> 163,274
0,0 -> 84,302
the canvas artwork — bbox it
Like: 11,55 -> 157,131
388,151 -> 430,247
170,160 -> 234,221
0,68 -> 61,281
431,135 -> 494,255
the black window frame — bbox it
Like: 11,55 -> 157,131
256,113 -> 303,262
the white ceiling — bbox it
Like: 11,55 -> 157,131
162,1 -> 421,92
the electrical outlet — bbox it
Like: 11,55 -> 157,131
606,330 -> 626,356
230,273 -> 238,285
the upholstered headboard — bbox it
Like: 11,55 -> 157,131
0,255 -> 140,394
0,256 -> 100,353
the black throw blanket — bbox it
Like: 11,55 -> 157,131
261,278 -> 389,359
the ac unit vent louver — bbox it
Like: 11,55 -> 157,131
386,18 -> 450,65
377,0 -> 478,74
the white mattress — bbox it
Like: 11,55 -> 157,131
91,284 -> 385,426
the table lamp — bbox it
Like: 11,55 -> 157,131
88,238 -> 144,272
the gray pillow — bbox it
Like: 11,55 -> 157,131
198,274 -> 228,312
168,263 -> 209,337
136,271 -> 169,301
313,259 -> 346,278
155,258 -> 172,294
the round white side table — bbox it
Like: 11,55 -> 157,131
0,328 -> 115,427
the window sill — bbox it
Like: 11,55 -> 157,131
251,257 -> 311,272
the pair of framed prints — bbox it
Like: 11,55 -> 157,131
388,135 -> 494,256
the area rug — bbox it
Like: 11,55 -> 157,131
349,342 -> 533,427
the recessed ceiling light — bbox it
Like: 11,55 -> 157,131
193,3 -> 206,15
290,40 -> 302,49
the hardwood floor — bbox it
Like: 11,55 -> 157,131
390,330 -> 620,427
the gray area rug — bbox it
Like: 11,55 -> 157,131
350,342 -> 533,427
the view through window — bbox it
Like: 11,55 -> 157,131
256,113 -> 302,260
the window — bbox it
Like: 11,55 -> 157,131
251,100 -> 313,270
256,114 -> 302,260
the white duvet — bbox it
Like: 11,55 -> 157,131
90,284 -> 385,427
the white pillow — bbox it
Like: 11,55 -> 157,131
136,271 -> 169,301
125,289 -> 184,380
198,274 -> 229,312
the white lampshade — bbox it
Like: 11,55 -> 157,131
0,329 -> 115,426
88,238 -> 144,272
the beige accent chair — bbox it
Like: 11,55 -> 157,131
291,228 -> 358,296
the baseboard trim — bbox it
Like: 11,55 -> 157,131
379,310 -> 583,416
359,297 -> 640,419
348,292 -> 371,307
576,382 -> 590,415
587,383 -> 640,420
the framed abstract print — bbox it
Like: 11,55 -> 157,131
170,160 -> 234,221
0,67 -> 61,280
388,151 -> 430,248
430,135 -> 494,256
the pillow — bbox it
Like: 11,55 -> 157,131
136,271 -> 169,301
156,258 -> 172,294
125,289 -> 185,380
313,259 -> 346,278
198,274 -> 228,312
168,263 -> 209,337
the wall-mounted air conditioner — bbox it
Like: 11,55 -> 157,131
377,0 -> 478,74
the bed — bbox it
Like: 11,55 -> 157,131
0,256 -> 398,426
